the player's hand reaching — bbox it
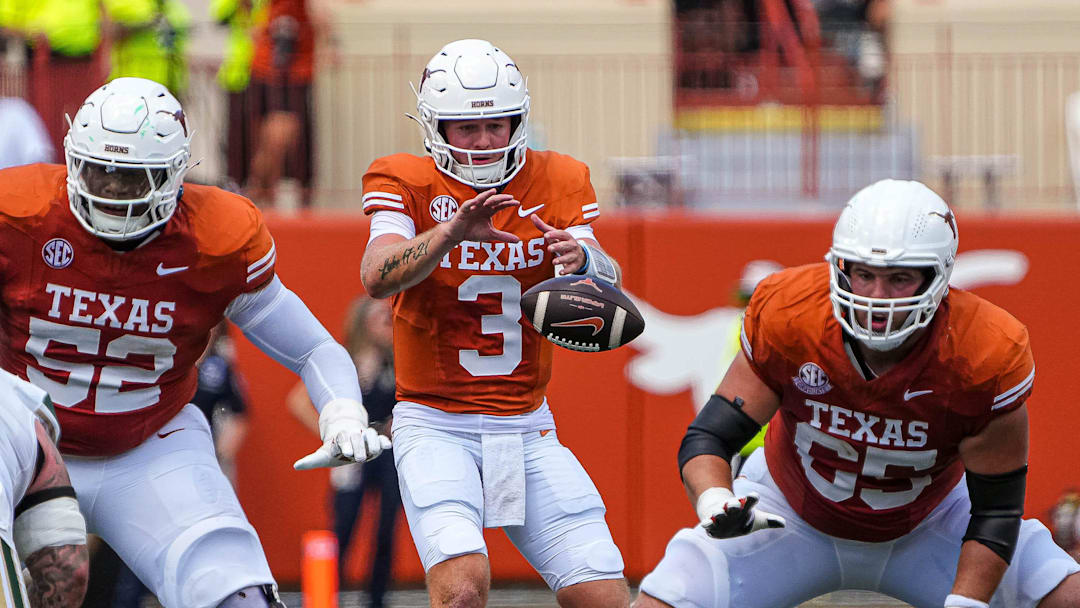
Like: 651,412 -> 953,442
696,487 -> 786,539
294,398 -> 391,470
445,188 -> 521,244
530,214 -> 585,274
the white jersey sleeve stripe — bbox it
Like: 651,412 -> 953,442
247,241 -> 276,273
581,203 -> 599,212
247,251 -> 277,283
991,368 -> 1034,410
363,199 -> 406,210
993,367 -> 1035,403
582,210 -> 600,220
363,191 -> 403,202
740,318 -> 753,360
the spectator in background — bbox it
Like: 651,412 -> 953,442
814,0 -> 889,100
193,322 -> 252,487
211,0 -> 267,193
245,0 -> 316,209
103,0 -> 192,97
0,96 -> 53,168
288,296 -> 400,608
22,0 -> 107,153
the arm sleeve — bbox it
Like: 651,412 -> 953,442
225,276 -> 362,412
368,210 -> 417,243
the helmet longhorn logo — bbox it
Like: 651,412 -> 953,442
929,210 -> 957,239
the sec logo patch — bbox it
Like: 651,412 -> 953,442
793,362 -> 832,395
42,238 -> 74,269
429,195 -> 458,223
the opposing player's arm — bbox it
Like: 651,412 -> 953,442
17,420 -> 89,607
947,403 -> 1029,607
361,189 -> 521,298
677,352 -> 785,538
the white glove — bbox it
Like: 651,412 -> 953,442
696,487 -> 786,539
943,594 -> 989,608
293,398 -> 391,470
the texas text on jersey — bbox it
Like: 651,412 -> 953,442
362,149 -> 600,415
742,263 -> 1034,541
0,164 -> 276,456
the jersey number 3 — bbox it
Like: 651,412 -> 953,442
25,317 -> 177,413
457,275 -> 523,376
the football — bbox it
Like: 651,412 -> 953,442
521,275 -> 645,352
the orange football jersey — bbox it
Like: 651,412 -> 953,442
362,150 -> 600,415
742,263 -> 1034,542
0,164 -> 276,456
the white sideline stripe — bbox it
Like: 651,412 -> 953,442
247,242 -> 276,272
609,307 -> 627,350
581,203 -> 600,211
993,367 -> 1035,403
533,292 -> 549,330
247,252 -> 276,283
363,199 -> 406,210
363,191 -> 402,202
582,211 -> 600,219
740,321 -> 753,359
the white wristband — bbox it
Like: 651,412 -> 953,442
695,487 -> 735,522
578,243 -> 618,284
944,594 -> 989,608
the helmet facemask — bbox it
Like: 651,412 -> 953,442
827,256 -> 950,352
66,151 -> 186,241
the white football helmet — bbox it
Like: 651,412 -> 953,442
410,39 -> 529,188
826,179 -> 959,351
64,77 -> 191,241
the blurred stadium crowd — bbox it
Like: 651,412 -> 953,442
5,0 -> 1080,212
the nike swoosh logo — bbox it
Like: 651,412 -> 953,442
156,263 -> 189,276
518,203 -> 545,217
550,316 -> 605,336
903,389 -> 934,401
157,427 -> 185,439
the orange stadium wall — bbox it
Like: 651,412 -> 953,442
231,212 -> 1080,586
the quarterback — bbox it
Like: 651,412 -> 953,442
360,39 -> 629,607
635,180 -> 1080,608
0,77 -> 388,608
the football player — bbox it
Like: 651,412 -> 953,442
0,370 -> 88,606
633,180 -> 1080,608
0,77 -> 389,607
359,39 -> 629,607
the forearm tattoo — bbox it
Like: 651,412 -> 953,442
378,241 -> 430,280
26,544 -> 88,607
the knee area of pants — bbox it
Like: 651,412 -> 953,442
172,528 -> 268,607
639,528 -> 729,608
548,540 -> 625,592
424,524 -> 486,570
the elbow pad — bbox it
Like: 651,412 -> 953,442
963,466 -> 1026,564
677,394 -> 762,473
